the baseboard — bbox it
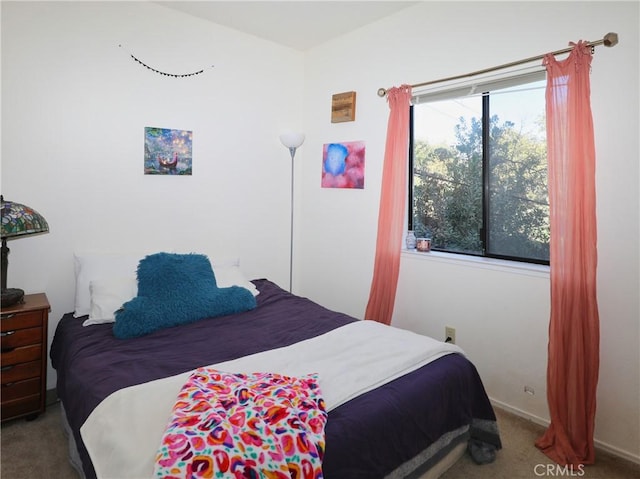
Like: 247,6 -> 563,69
489,397 -> 640,465
490,398 -> 549,428
46,388 -> 59,407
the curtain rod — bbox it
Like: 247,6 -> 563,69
377,32 -> 619,98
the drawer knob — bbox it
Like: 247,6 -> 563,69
0,331 -> 16,337
1,314 -> 16,320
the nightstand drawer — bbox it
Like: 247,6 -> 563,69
1,377 -> 40,402
1,310 -> 43,331
1,343 -> 41,366
1,327 -> 42,350
1,360 -> 41,384
1,395 -> 41,421
0,293 -> 49,423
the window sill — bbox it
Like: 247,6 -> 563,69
401,249 -> 550,278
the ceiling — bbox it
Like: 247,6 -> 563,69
157,1 -> 418,51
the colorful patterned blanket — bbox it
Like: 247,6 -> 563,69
153,368 -> 327,479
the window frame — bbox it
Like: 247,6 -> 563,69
408,70 -> 550,266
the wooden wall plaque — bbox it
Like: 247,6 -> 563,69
331,91 -> 356,123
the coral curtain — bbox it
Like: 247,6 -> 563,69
364,85 -> 412,325
535,41 -> 600,466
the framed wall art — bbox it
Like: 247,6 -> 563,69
144,127 -> 193,175
322,140 -> 365,189
331,91 -> 356,123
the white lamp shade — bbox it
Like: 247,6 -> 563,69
279,131 -> 305,149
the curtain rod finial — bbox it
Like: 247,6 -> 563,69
377,88 -> 387,97
603,32 -> 618,47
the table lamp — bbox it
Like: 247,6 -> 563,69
1,195 -> 49,307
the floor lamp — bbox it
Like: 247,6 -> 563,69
279,131 -> 305,292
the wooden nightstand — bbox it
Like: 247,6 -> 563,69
1,293 -> 50,422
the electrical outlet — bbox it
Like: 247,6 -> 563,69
445,326 -> 456,344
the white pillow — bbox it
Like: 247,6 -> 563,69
73,253 -> 142,318
213,265 -> 259,296
83,277 -> 138,326
74,253 -> 245,317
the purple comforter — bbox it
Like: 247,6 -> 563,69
51,279 -> 500,479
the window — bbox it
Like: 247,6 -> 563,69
409,71 -> 550,264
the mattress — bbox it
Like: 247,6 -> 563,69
50,279 -> 501,478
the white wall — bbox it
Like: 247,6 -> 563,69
300,1 -> 639,463
1,1 -> 304,387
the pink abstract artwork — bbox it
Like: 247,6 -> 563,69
322,140 -> 365,189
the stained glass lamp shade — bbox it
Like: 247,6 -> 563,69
1,195 -> 49,307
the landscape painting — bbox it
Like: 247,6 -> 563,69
144,127 -> 193,175
322,140 -> 365,189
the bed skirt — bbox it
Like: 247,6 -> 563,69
60,401 -> 469,479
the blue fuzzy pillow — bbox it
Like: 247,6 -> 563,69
113,252 -> 256,339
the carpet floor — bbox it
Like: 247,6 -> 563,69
1,401 -> 638,478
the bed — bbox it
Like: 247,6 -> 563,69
50,253 -> 501,479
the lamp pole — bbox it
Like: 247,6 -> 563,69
288,146 -> 296,293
